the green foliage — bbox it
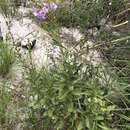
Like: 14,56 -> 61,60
0,0 -> 130,130
24,1 -> 130,129
0,0 -> 17,17
37,0 -> 126,36
0,82 -> 10,126
26,47 -> 115,130
0,41 -> 15,77
54,0 -> 125,30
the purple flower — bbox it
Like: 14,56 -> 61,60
33,2 -> 58,20
50,2 -> 58,11
33,3 -> 49,19
33,10 -> 47,19
42,3 -> 49,13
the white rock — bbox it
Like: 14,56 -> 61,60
60,27 -> 83,44
9,17 -> 59,68
0,14 -> 8,38
60,27 -> 102,66
0,8 -> 102,68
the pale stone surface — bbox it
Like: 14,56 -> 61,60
0,13 -> 59,68
0,12 -> 102,68
0,14 -> 8,38
60,27 -> 83,44
10,17 -> 55,67
60,27 -> 102,65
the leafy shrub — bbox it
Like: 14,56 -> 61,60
0,41 -> 15,76
26,47 -> 116,130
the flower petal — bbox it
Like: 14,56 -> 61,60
50,2 -> 58,10
33,10 -> 47,19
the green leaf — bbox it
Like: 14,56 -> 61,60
98,125 -> 111,130
48,109 -> 54,118
111,36 -> 130,43
58,90 -> 68,100
77,121 -> 84,130
56,120 -> 64,130
118,114 -> 130,122
68,102 -> 74,113
96,116 -> 104,121
125,124 -> 130,129
85,118 -> 90,129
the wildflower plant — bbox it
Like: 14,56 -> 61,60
26,45 -> 116,130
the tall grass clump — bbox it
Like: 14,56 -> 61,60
54,0 -> 126,30
0,41 -> 15,76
